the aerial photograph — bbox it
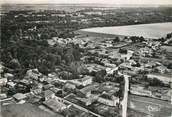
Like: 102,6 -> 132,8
0,0 -> 172,117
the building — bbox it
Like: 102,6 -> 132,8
106,67 -> 118,74
25,69 -> 42,80
43,97 -> 68,112
43,84 -> 54,90
155,65 -> 170,74
50,87 -> 62,94
144,61 -> 159,68
119,62 -> 133,70
64,82 -> 76,90
139,47 -> 153,57
76,97 -> 93,106
120,50 -> 134,60
147,73 -> 172,84
97,93 -> 119,107
80,83 -> 99,97
0,63 -> 4,73
130,84 -> 152,97
7,81 -> 16,88
13,93 -> 27,101
31,88 -> 42,95
44,90 -> 55,100
70,75 -> 93,86
4,73 -> 14,79
0,93 -> 7,99
0,78 -> 7,86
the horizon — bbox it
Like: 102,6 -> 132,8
1,0 -> 172,5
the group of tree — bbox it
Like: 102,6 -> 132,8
1,39 -> 83,77
129,36 -> 145,43
119,48 -> 128,54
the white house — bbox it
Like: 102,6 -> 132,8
70,75 -> 93,86
13,93 -> 27,101
97,93 -> 119,107
44,90 -> 55,101
43,97 -> 67,112
120,50 -> 134,60
0,78 -> 7,86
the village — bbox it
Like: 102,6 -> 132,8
1,29 -> 172,117
1,5 -> 172,117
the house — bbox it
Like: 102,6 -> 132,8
0,63 -> 4,73
4,73 -> 14,79
70,75 -> 93,86
85,64 -> 106,73
0,93 -> 7,99
155,65 -> 169,74
128,59 -> 137,65
31,88 -> 42,95
50,87 -> 62,93
122,70 -> 137,76
43,98 -> 67,112
78,75 -> 93,86
144,61 -> 158,68
120,50 -> 134,60
13,93 -> 27,101
139,47 -> 153,57
0,78 -> 7,86
43,84 -> 54,90
161,90 -> 171,101
99,82 -> 120,94
19,79 -> 30,86
80,83 -> 99,97
130,84 -> 152,97
44,90 -> 55,100
76,97 -> 93,106
7,81 -> 16,88
97,93 -> 119,107
64,82 -> 76,90
106,67 -> 118,74
119,62 -> 132,70
147,73 -> 172,84
25,69 -> 42,80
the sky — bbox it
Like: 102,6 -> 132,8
1,0 -> 172,5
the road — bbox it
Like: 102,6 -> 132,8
0,97 -> 13,102
56,96 -> 102,117
120,73 -> 129,117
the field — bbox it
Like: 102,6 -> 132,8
79,22 -> 172,39
128,95 -> 172,117
162,46 -> 172,52
1,103 -> 64,117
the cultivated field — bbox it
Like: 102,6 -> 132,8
1,103 -> 63,117
128,95 -> 172,117
80,22 -> 172,39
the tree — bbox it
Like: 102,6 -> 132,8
131,62 -> 141,67
112,37 -> 120,44
119,48 -> 127,54
94,70 -> 107,83
167,63 -> 172,69
149,78 -> 164,87
166,33 -> 172,39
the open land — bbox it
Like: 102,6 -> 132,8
79,22 -> 172,39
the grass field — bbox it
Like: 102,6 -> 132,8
79,22 -> 172,39
1,103 -> 64,117
162,46 -> 172,52
128,95 -> 172,117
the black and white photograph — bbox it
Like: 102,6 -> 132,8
0,0 -> 172,117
